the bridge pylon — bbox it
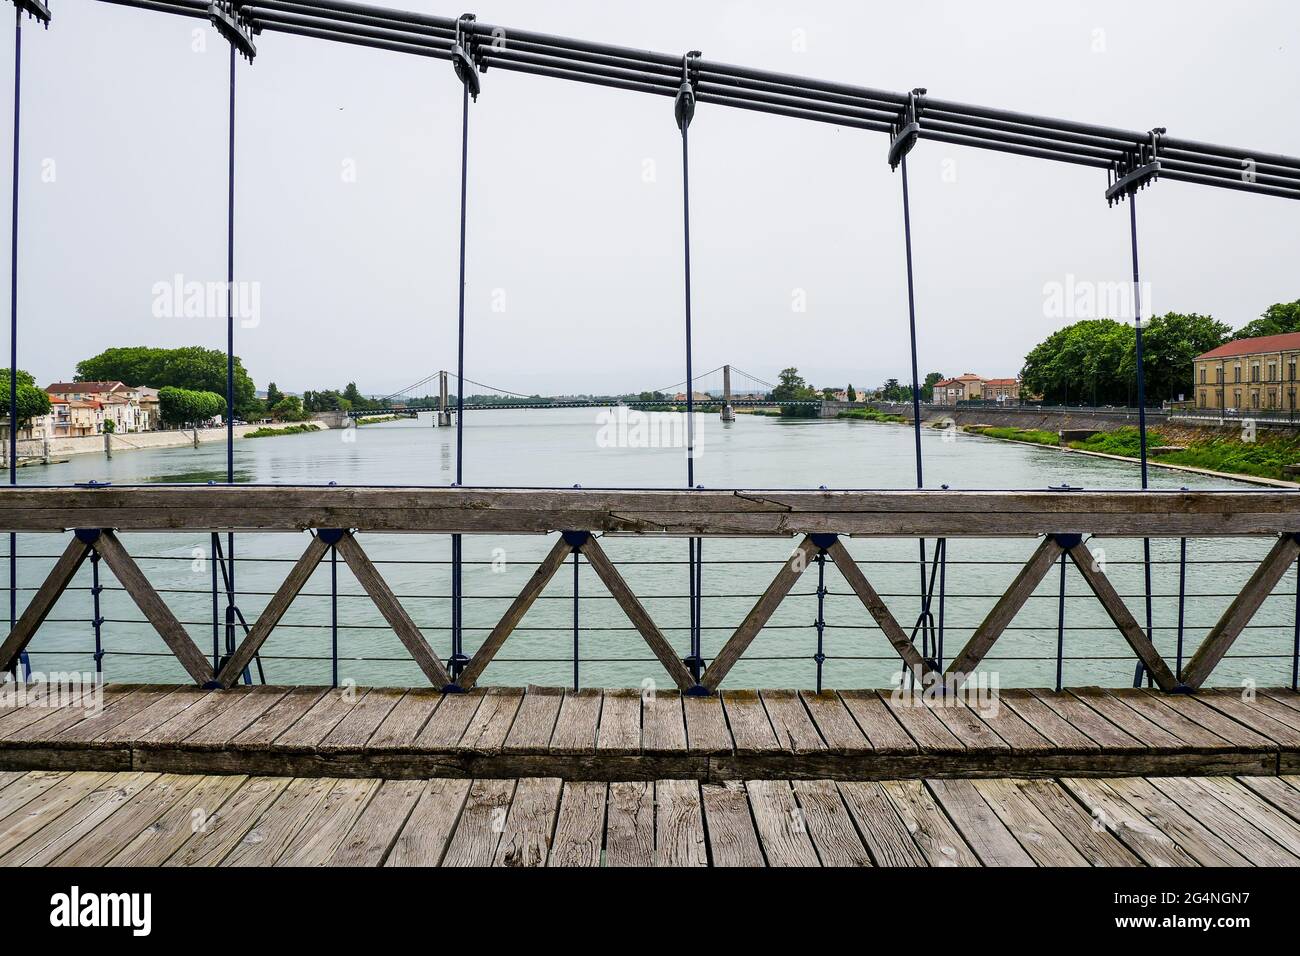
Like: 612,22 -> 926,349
437,369 -> 452,427
720,364 -> 735,422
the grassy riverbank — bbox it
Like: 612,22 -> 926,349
837,407 -> 907,424
244,423 -> 321,439
356,415 -> 407,425
964,425 -> 1060,447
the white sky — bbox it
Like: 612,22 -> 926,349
2,0 -> 1297,396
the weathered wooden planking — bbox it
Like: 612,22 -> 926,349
503,687 -> 565,755
321,688 -> 405,750
604,780 -> 654,867
1108,689 -> 1235,749
1,772 -> 158,866
1029,689 -> 1143,750
384,778 -> 472,867
800,692 -> 871,752
837,780 -> 928,866
183,686 -> 290,747
701,781 -> 765,867
747,779 -> 820,867
1104,776 -> 1250,866
492,776 -> 563,867
548,781 -> 607,867
164,776 -> 291,866
926,779 -> 1034,866
641,690 -> 687,753
441,778 -> 517,866
549,689 -> 602,753
838,691 -> 917,753
0,771 -> 113,856
1059,778 -> 1201,867
790,778 -> 873,866
51,773 -> 202,867
879,779 -> 981,867
1195,776 -> 1300,851
682,692 -> 733,754
879,691 -> 964,752
761,690 -> 827,753
416,691 -> 486,749
368,690 -> 443,749
654,779 -> 707,867
1147,775 -> 1299,866
327,778 -> 425,866
1069,688 -> 1186,749
971,778 -> 1089,867
109,775 -> 249,866
274,688 -> 365,749
595,689 -> 641,755
1013,778 -> 1141,867
999,691 -> 1100,751
276,777 -> 380,866
721,690 -> 780,752
8,486 -> 1299,537
222,776 -> 336,866
1238,774 -> 1300,823
457,688 -> 524,753
232,687 -> 329,746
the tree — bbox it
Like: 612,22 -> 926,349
1233,300 -> 1300,340
771,367 -> 815,402
1121,312 -> 1231,403
846,384 -> 857,402
0,369 -> 51,427
158,386 -> 226,427
271,395 -> 307,421
921,371 -> 944,402
265,381 -> 283,408
879,378 -> 912,402
76,346 -> 258,419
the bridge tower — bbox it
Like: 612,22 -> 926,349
437,369 -> 451,427
720,364 -> 735,422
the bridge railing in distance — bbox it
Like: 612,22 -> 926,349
0,485 -> 1297,695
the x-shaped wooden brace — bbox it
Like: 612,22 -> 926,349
699,534 -> 937,693
945,533 -> 1179,691
0,529 -> 212,685
457,531 -> 695,692
216,529 -> 452,688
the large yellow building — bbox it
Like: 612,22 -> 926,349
1194,332 -> 1300,412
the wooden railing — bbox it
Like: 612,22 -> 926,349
1,485 -> 1297,694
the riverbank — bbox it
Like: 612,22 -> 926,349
960,423 -> 1300,488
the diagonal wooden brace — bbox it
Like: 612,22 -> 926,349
457,536 -> 575,691
700,535 -> 820,692
0,534 -> 92,673
824,538 -> 934,685
945,535 -> 1064,686
578,534 -> 695,692
216,533 -> 331,688
1065,537 -> 1179,691
334,531 -> 451,688
1180,533 -> 1300,690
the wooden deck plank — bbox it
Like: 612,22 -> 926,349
791,778 -> 872,867
7,686 -> 133,743
998,690 -> 1100,751
928,700 -> 1011,752
51,773 -> 201,867
1238,775 -> 1300,824
138,691 -> 231,745
1108,689 -> 1234,749
548,781 -> 607,867
701,781 -> 765,867
320,688 -> 405,750
0,771 -> 113,857
328,778 -> 425,866
276,778 -> 380,866
183,686 -> 290,746
442,778 -> 517,866
368,689 -> 443,749
654,779 -> 707,867
799,692 -> 870,752
502,687 -> 565,755
1196,776 -> 1300,852
1029,689 -> 1143,750
0,771 -> 66,821
415,690 -> 486,749
1060,777 -> 1199,867
384,778 -> 472,867
722,690 -> 781,752
274,688 -> 365,749
1069,689 -> 1187,749
926,779 -> 1034,866
641,690 -> 687,753
1147,775 -> 1300,866
457,687 -> 524,753
231,687 -> 329,746
1,772 -> 158,866
491,776 -> 563,867
838,691 -> 917,752
109,775 -> 248,866
1105,776 -> 1251,866
971,778 -> 1089,866
595,689 -> 641,755
968,698 -> 1054,753
760,690 -> 826,753
879,692 -> 964,752
837,780 -> 928,866
164,777 -> 291,866
1156,693 -> 1275,750
682,692 -> 733,754
747,779 -> 820,867
1194,690 -> 1300,747
1014,778 -> 1142,867
879,779 -> 981,867
549,689 -> 602,754
604,780 -> 653,867
222,776 -> 337,866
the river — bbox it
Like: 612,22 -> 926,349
7,409 -> 1292,690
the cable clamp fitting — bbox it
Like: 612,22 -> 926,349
888,88 -> 925,170
452,13 -> 485,100
674,51 -> 701,131
208,0 -> 257,62
1106,127 -> 1164,205
13,0 -> 51,27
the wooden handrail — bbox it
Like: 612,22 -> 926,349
0,486 -> 1297,536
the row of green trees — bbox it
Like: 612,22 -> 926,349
1018,304 -> 1300,406
0,369 -> 52,427
158,386 -> 226,426
76,346 -> 258,420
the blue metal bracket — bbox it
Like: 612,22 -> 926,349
316,528 -> 346,546
674,51 -> 701,131
441,680 -> 466,694
73,528 -> 101,545
1051,533 -> 1083,550
561,530 -> 591,550
12,0 -> 50,26
208,1 -> 257,62
1106,128 -> 1164,205
684,683 -> 711,697
74,480 -> 110,489
888,88 -> 925,170
452,13 -> 484,100
809,532 -> 839,551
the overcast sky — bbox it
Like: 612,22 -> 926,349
1,0 -> 1297,397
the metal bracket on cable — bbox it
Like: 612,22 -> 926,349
208,0 -> 257,61
452,13 -> 485,100
10,0 -> 51,26
1106,127 -> 1164,205
888,88 -> 925,170
674,51 -> 701,131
